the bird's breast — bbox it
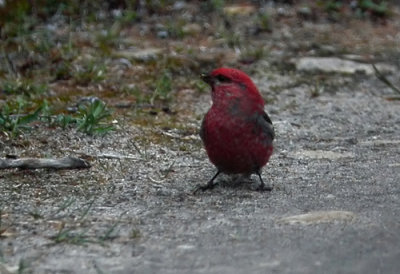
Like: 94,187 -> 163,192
201,107 -> 273,174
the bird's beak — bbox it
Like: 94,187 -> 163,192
201,73 -> 214,86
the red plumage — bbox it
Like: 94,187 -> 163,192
195,67 -> 274,193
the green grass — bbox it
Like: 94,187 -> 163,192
201,0 -> 225,13
48,198 -> 125,246
165,19 -> 186,39
51,227 -> 93,245
316,0 -> 390,19
0,100 -> 43,137
75,99 -> 114,135
357,0 -> 389,17
50,99 -> 115,135
240,46 -> 267,63
257,12 -> 271,32
0,98 -> 114,137
2,79 -> 48,97
150,70 -> 173,105
50,199 -> 96,245
73,62 -> 107,86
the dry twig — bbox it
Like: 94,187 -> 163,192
0,156 -> 90,170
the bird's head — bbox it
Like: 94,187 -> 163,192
201,67 -> 264,107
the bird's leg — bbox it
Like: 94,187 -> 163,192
193,170 -> 221,194
255,171 -> 272,191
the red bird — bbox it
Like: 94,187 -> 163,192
195,67 -> 275,193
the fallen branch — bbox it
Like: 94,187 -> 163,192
0,156 -> 91,170
60,149 -> 141,161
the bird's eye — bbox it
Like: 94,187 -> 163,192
216,74 -> 231,83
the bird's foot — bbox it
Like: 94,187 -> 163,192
193,170 -> 221,195
255,171 -> 272,191
256,183 -> 273,192
192,183 -> 216,194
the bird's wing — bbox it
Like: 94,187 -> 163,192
199,115 -> 207,142
254,111 -> 275,143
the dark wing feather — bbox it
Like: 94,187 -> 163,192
200,116 -> 207,142
254,111 -> 275,143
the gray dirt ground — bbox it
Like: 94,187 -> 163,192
1,3 -> 400,274
1,65 -> 400,273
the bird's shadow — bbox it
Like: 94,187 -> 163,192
215,174 -> 261,191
